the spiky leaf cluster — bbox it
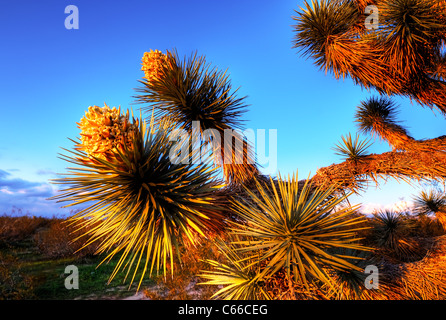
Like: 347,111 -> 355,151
292,0 -> 362,75
333,132 -> 372,161
200,238 -> 270,300
293,0 -> 446,113
355,97 -> 402,135
369,210 -> 419,260
413,189 -> 446,228
136,50 -> 247,133
135,49 -> 259,185
354,96 -> 414,150
413,189 -> 446,214
200,173 -> 371,299
52,110 -> 226,289
380,0 -> 444,77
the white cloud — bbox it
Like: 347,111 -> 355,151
0,188 -> 14,195
36,169 -> 57,176
0,171 -> 73,218
360,200 -> 414,215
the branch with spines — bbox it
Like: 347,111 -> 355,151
135,49 -> 260,186
292,0 -> 446,114
355,96 -> 446,152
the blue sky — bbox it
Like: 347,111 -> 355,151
0,0 -> 444,217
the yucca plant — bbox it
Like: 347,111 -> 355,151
413,189 -> 446,229
333,132 -> 372,161
51,104 -> 227,290
354,96 -> 414,151
200,172 -> 371,299
369,210 -> 421,261
200,237 -> 271,300
135,49 -> 259,185
137,49 -> 247,132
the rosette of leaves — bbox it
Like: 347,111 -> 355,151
135,49 -> 259,185
355,96 -> 414,151
200,173 -> 371,299
413,189 -> 446,229
51,105 -> 226,289
292,0 -> 446,113
333,132 -> 372,162
200,237 -> 271,300
369,210 -> 421,261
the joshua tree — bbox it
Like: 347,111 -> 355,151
200,173 -> 371,300
50,0 -> 446,299
52,106 -> 228,289
51,45 -> 372,297
292,0 -> 446,192
135,49 -> 259,186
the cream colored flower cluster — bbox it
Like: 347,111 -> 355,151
141,49 -> 169,83
77,104 -> 137,160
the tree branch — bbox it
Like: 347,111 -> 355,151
310,149 -> 446,192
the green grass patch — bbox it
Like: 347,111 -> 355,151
27,255 -> 155,300
0,217 -> 156,300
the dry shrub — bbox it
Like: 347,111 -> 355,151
408,215 -> 446,238
0,215 -> 50,245
0,252 -> 36,300
34,219 -> 99,259
143,232 -> 226,300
